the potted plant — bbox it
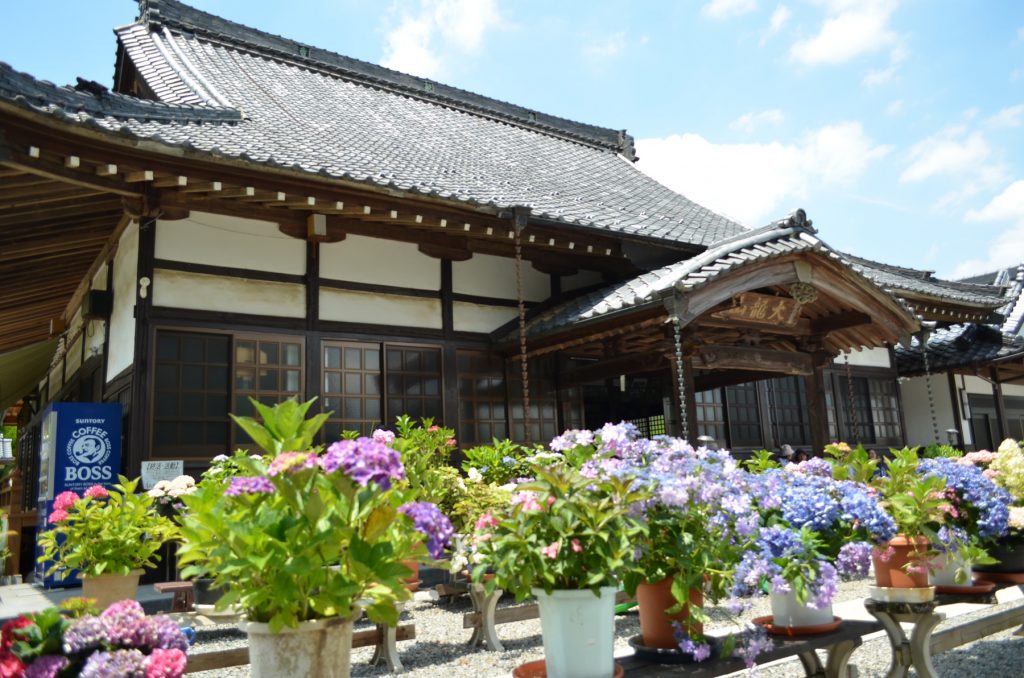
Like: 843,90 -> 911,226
961,438 -> 1024,574
614,433 -> 754,656
471,449 -> 649,678
918,456 -> 1009,585
743,455 -> 896,627
37,478 -> 180,608
3,598 -> 189,676
177,399 -> 453,678
869,447 -> 949,592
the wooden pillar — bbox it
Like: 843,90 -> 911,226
804,364 -> 829,455
991,367 -> 1008,442
680,356 -> 699,444
304,240 -> 321,415
440,261 -> 459,432
127,212 -> 157,479
947,372 -> 965,448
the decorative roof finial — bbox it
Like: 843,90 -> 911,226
786,208 -> 815,233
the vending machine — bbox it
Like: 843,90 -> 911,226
36,402 -> 122,588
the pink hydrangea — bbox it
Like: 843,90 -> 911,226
84,485 -> 109,500
52,491 -> 79,512
570,539 -> 582,553
47,509 -> 69,524
510,492 -> 542,512
267,451 -> 317,477
371,428 -> 395,445
474,513 -> 498,531
144,648 -> 187,678
960,450 -> 996,466
541,541 -> 561,559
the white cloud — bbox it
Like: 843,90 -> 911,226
729,109 -> 785,133
790,0 -> 901,66
702,0 -> 758,20
635,122 -> 889,226
583,32 -> 627,61
951,180 -> 1024,277
885,100 -> 904,116
900,131 -> 991,183
381,0 -> 500,78
986,104 -> 1024,128
769,4 -> 791,32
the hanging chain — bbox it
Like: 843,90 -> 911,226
672,317 -> 689,442
766,377 -> 779,449
514,224 -> 531,443
921,333 -> 940,443
844,354 -> 860,444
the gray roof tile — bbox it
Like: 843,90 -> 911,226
895,323 -> 1024,375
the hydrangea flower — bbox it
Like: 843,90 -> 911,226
23,655 -> 69,678
266,451 -> 318,477
52,491 -> 79,512
47,509 -> 68,524
836,541 -> 872,578
321,438 -> 406,489
84,485 -> 110,500
63,616 -> 107,653
224,476 -> 275,497
920,457 -> 1011,539
143,648 -> 187,678
398,501 -> 454,559
371,428 -> 395,445
79,649 -> 146,678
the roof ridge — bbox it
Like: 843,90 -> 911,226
0,60 -> 242,123
135,0 -> 637,158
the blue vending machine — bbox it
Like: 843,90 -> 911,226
36,402 -> 122,588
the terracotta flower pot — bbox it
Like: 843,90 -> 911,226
872,535 -> 930,588
512,660 -> 623,678
402,560 -> 420,592
635,577 -> 703,649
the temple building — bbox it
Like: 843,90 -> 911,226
0,0 -> 1020,576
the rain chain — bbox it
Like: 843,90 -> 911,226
671,316 -> 689,442
921,333 -> 940,444
844,354 -> 860,444
514,225 -> 531,444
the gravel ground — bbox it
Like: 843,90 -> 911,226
187,577 -> 1024,677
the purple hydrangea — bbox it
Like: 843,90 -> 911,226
321,438 -> 406,489
63,615 -> 107,653
836,541 -> 873,578
24,656 -> 69,678
225,475 -> 275,496
920,457 -> 1011,539
399,501 -> 454,558
672,623 -> 712,662
736,626 -> 773,669
114,616 -> 189,652
79,649 -> 146,678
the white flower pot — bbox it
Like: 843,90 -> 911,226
532,586 -> 616,678
243,615 -> 355,678
930,552 -> 972,587
769,590 -> 833,628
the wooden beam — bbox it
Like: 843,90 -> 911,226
694,369 -> 771,391
123,170 -> 154,183
178,180 -> 222,194
560,352 -> 667,386
690,344 -> 814,375
0,146 -> 138,197
810,310 -> 872,334
419,240 -> 473,261
152,175 -> 188,188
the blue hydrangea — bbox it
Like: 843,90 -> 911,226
920,457 -> 1011,539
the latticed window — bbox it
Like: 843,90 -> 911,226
725,383 -> 762,448
508,356 -> 558,444
322,342 -> 381,441
153,331 -> 231,457
386,346 -> 443,423
835,375 -> 902,446
456,350 -> 507,446
234,337 -> 303,444
695,388 -> 726,444
868,378 -> 902,444
768,376 -> 811,446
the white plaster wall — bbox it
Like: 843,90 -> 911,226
319,288 -> 442,329
91,262 -> 108,291
899,376 -> 957,446
155,211 -> 305,275
106,221 -> 139,383
48,361 -> 63,399
561,269 -> 604,293
835,347 -> 891,368
320,235 -> 439,290
65,335 -> 82,379
453,302 -> 519,334
153,270 -> 305,318
453,254 -> 549,301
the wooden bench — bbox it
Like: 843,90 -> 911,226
153,581 -> 194,613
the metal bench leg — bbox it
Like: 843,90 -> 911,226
468,583 -> 504,651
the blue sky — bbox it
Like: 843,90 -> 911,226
2,1 -> 1023,280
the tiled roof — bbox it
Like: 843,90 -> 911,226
503,210 -> 917,341
0,0 -> 750,250
895,323 -> 1024,375
842,254 -> 1012,309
